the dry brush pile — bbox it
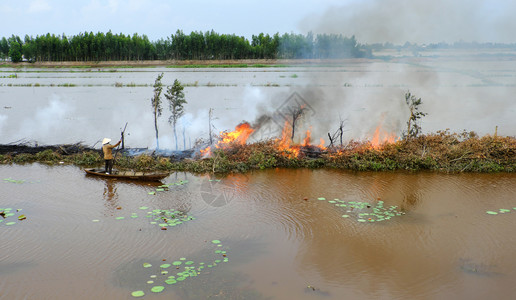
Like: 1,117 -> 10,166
1,131 -> 514,173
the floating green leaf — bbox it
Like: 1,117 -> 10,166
151,286 -> 164,293
317,197 -> 326,201
139,206 -> 149,210
143,263 -> 152,268
165,278 -> 177,285
211,240 -> 221,244
160,263 -> 171,268
131,291 -> 145,298
5,222 -> 16,226
172,261 -> 182,266
486,211 -> 498,215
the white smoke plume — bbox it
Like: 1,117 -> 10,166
300,0 -> 516,44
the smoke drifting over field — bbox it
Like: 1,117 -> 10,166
300,0 -> 516,44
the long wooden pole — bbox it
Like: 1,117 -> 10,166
113,122 -> 128,162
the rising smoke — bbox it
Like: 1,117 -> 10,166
299,0 -> 516,44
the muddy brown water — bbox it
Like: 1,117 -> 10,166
2,164 -> 516,299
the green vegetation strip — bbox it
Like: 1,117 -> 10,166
317,198 -> 405,223
486,207 -> 516,215
2,131 -> 515,174
0,207 -> 26,226
132,239 -> 229,297
3,178 -> 26,184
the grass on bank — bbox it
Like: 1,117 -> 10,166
1,130 -> 515,174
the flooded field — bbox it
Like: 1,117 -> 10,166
2,164 -> 516,299
1,57 -> 516,149
1,57 -> 516,299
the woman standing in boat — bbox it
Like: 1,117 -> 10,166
102,138 -> 121,174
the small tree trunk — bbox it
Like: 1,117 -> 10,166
154,112 -> 159,149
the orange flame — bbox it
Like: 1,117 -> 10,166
200,122 -> 254,157
302,130 -> 311,146
318,138 -> 326,150
370,122 -> 397,148
200,146 -> 211,158
276,121 -> 299,158
274,123 -> 327,158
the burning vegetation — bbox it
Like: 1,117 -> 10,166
1,128 -> 515,174
1,91 -> 514,174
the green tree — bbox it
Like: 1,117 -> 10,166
165,79 -> 187,150
404,91 -> 427,139
151,73 -> 164,149
8,41 -> 22,62
0,37 -> 9,59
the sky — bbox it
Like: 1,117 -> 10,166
1,0 -> 515,44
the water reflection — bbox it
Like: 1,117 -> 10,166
103,179 -> 119,209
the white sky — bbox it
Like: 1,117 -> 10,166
0,0 -> 514,44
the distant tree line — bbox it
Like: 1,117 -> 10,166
0,30 -> 370,63
4,30 -> 512,63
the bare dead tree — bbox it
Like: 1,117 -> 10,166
327,118 -> 348,147
208,108 -> 217,145
290,106 -> 306,141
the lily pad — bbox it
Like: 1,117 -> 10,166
486,211 -> 498,215
172,261 -> 182,266
139,206 -> 149,210
143,263 -> 152,268
151,286 -> 164,293
317,197 -> 326,201
211,240 -> 221,244
160,263 -> 171,268
131,290 -> 145,298
165,278 -> 177,285
5,222 -> 16,226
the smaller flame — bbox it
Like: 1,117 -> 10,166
200,146 -> 211,158
370,122 -> 397,148
302,130 -> 311,147
318,138 -> 326,150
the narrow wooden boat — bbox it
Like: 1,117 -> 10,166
84,168 -> 169,182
